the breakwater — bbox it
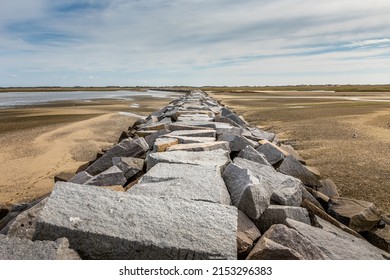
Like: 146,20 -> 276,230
0,90 -> 389,259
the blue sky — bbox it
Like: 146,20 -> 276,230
1,0 -> 390,86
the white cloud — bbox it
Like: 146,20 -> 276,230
1,0 -> 390,86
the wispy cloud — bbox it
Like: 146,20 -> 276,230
1,0 -> 390,86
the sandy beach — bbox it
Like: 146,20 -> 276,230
209,90 -> 390,213
0,95 -> 178,207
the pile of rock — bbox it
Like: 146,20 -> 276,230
1,90 -> 389,260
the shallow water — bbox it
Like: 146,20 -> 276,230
0,90 -> 182,108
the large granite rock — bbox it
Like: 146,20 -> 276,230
168,124 -> 214,131
246,224 -> 328,260
7,198 -> 48,239
327,197 -> 382,232
255,205 -> 310,233
146,149 -> 230,171
0,235 -> 80,260
33,183 -> 237,260
85,138 -> 149,176
164,135 -> 216,144
237,210 -> 261,259
285,218 -> 389,259
218,133 -> 259,152
141,163 -> 231,205
128,178 -> 230,205
237,145 -> 272,167
153,138 -> 179,152
276,155 -> 322,188
247,128 -> 276,142
222,162 -> 273,220
85,166 -> 127,187
256,140 -> 288,165
69,171 -> 92,184
166,141 -> 230,152
112,157 -> 144,180
233,158 -> 303,207
144,129 -> 170,148
280,144 -> 306,164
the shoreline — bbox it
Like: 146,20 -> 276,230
0,95 -> 179,207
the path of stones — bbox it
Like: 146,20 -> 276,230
1,90 -> 389,259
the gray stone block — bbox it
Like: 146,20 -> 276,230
7,198 -> 48,240
246,224 -> 328,260
163,136 -> 216,144
69,171 -> 92,184
256,140 -> 288,165
255,205 -> 311,233
167,129 -> 216,138
277,155 -> 322,188
285,217 -> 390,259
166,141 -> 230,152
223,163 -> 273,220
146,149 -> 230,171
85,138 -> 149,176
0,235 -> 80,260
128,177 -> 231,205
85,166 -> 127,186
34,183 -> 237,260
218,133 -> 259,152
237,145 -> 272,167
112,157 -> 144,180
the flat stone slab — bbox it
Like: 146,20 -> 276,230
166,129 -> 216,138
327,197 -> 382,232
128,177 -> 230,205
166,141 -> 230,152
140,163 -> 231,205
153,137 -> 179,152
34,182 -> 237,260
0,235 -> 80,260
112,157 -> 144,180
168,124 -> 214,131
146,149 -> 231,171
177,115 -> 214,122
285,217 -> 389,259
164,135 -> 216,144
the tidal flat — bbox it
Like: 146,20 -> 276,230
209,90 -> 390,213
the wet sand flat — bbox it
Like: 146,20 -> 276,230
0,95 -> 177,207
209,90 -> 390,213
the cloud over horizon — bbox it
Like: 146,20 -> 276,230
1,0 -> 390,86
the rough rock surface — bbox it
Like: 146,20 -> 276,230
7,198 -> 48,239
223,162 -> 273,220
153,137 -> 179,152
0,235 -> 80,260
319,178 -> 340,197
285,218 -> 389,259
237,145 -> 272,167
255,205 -> 311,233
327,197 -> 382,232
218,133 -> 259,152
112,157 -> 144,180
85,166 -> 127,186
363,225 -> 390,253
33,183 -> 237,260
276,155 -> 322,188
85,138 -> 149,176
246,224 -> 328,260
146,149 -> 230,171
256,140 -> 288,165
166,141 -> 230,152
68,171 -> 92,184
237,210 -> 261,259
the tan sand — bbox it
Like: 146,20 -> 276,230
0,96 -> 177,207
